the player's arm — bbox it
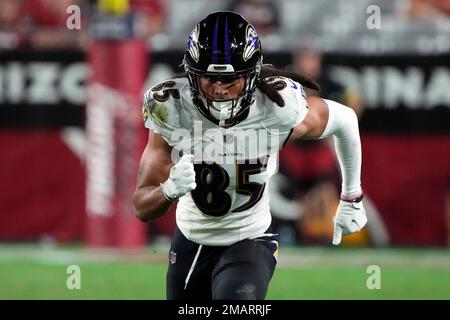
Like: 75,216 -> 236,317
132,131 -> 174,222
293,96 -> 362,198
292,96 -> 367,245
132,131 -> 196,222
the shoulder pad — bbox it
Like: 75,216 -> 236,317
142,79 -> 187,146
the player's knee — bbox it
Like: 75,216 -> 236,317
213,279 -> 265,300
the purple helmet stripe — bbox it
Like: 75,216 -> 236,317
224,17 -> 230,64
211,17 -> 219,64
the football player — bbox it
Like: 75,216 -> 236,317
133,11 -> 367,300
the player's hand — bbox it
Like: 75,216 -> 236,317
332,197 -> 367,246
160,154 -> 197,201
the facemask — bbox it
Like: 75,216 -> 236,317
207,98 -> 243,127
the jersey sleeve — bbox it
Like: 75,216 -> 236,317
276,78 -> 309,130
142,81 -> 182,147
263,77 -> 309,133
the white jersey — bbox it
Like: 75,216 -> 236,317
142,76 -> 308,246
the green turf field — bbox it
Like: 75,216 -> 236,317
0,244 -> 449,299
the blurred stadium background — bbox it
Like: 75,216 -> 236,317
0,0 -> 449,299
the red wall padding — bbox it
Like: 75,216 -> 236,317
361,134 -> 450,246
0,130 -> 85,242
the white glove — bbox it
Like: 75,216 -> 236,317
160,154 -> 197,201
332,198 -> 367,246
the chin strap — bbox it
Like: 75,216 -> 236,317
219,107 -> 229,127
